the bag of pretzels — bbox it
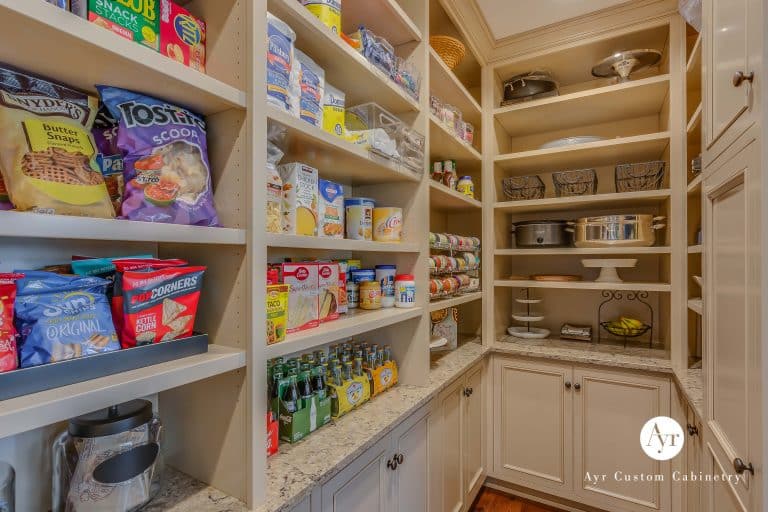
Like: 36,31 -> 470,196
0,64 -> 115,217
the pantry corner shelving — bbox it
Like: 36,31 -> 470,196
495,247 -> 672,256
687,298 -> 703,315
494,189 -> 672,213
428,291 -> 482,312
429,114 -> 483,165
342,0 -> 423,46
428,47 -> 482,127
266,233 -> 420,253
429,181 -> 482,210
494,280 -> 672,292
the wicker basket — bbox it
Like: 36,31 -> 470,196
502,175 -> 545,201
615,161 -> 666,192
430,36 -> 466,70
552,168 -> 597,197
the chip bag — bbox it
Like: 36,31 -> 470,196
14,271 -> 119,368
0,273 -> 23,373
0,65 -> 114,217
0,175 -> 13,210
97,85 -> 220,226
120,266 -> 206,347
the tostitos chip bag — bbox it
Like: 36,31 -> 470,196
121,266 -> 206,347
97,85 -> 220,226
0,273 -> 23,373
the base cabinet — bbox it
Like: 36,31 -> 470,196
492,356 -> 671,512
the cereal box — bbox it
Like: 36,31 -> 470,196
282,263 -> 319,333
318,179 -> 344,238
160,0 -> 206,72
80,0 -> 160,51
266,284 -> 289,345
318,262 -> 339,323
278,163 -> 318,236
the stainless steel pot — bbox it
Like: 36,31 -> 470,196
511,220 -> 572,248
567,214 -> 665,247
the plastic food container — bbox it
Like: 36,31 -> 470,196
350,268 -> 376,283
359,281 -> 382,310
395,274 -> 416,308
345,197 -> 375,240
373,207 -> 403,242
457,176 -> 474,198
347,282 -> 359,309
396,126 -> 425,173
376,265 -> 397,308
346,103 -> 403,160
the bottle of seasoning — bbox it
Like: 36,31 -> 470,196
442,160 -> 458,189
431,161 -> 443,182
395,274 -> 416,308
359,281 -> 382,310
457,176 -> 475,198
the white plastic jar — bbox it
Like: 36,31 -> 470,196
394,274 -> 416,308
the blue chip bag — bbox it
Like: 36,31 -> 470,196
14,271 -> 120,368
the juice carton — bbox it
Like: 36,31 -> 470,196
278,163 -> 318,236
160,0 -> 206,72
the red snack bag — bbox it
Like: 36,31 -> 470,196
121,266 -> 206,347
0,273 -> 23,373
111,258 -> 187,345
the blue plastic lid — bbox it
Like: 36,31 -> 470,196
344,197 -> 375,206
459,176 -> 472,180
375,265 -> 397,269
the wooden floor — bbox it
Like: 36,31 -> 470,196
470,487 -> 567,512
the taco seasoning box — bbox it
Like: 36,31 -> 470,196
457,176 -> 475,198
373,207 -> 403,242
76,0 -> 160,51
282,263 -> 319,333
395,274 -> 416,308
279,163 -> 318,236
160,0 -> 206,72
322,83 -> 346,138
345,197 -> 374,240
318,262 -> 339,323
359,281 -> 381,310
266,284 -> 289,345
375,265 -> 397,308
318,179 -> 344,238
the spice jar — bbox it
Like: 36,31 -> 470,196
359,281 -> 382,310
457,176 -> 475,198
395,274 -> 416,308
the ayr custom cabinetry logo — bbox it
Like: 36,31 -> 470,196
640,416 -> 684,461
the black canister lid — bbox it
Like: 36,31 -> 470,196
68,399 -> 154,438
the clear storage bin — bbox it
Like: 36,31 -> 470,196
397,126 -> 425,173
346,103 -> 403,160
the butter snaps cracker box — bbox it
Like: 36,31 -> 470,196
72,0 -> 160,52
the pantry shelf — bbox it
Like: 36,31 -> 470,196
496,247 -> 672,256
0,211 -> 247,245
266,234 -> 420,252
0,345 -> 246,440
494,189 -> 672,214
429,181 -> 482,211
688,245 -> 703,254
687,175 -> 703,194
342,0 -> 422,46
267,0 -> 420,114
0,0 -> 245,116
688,298 -> 703,315
686,34 -> 702,90
687,103 -> 702,135
266,307 -> 424,359
268,107 -> 420,184
494,74 -> 670,137
494,280 -> 671,292
495,132 -> 671,173
429,115 -> 482,167
429,292 -> 482,312
429,48 -> 482,127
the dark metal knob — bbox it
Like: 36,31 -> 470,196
463,388 -> 471,397
733,458 -> 754,475
396,453 -> 404,464
687,424 -> 699,437
467,387 -> 473,396
537,237 -> 544,244
387,458 -> 398,471
733,71 -> 754,87
565,381 -> 572,389
574,383 -> 581,391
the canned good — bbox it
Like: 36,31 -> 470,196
345,197 -> 375,240
359,281 -> 382,310
373,207 -> 403,242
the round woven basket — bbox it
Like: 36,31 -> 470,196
430,35 -> 466,70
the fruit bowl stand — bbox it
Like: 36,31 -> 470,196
597,290 -> 654,348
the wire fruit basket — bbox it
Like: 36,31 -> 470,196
502,175 -> 545,201
615,161 -> 666,192
552,168 -> 597,197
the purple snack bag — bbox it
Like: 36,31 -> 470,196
93,106 -> 125,215
96,86 -> 220,226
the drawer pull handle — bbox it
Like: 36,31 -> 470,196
396,453 -> 404,465
387,458 -> 398,471
687,424 -> 699,437
565,381 -> 572,389
574,383 -> 581,391
733,71 -> 755,87
733,458 -> 754,476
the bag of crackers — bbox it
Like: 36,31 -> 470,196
0,64 -> 114,217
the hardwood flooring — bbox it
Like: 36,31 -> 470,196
470,487 -> 567,512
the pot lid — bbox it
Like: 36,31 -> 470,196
591,49 -> 662,81
575,214 -> 652,223
513,220 -> 569,226
502,71 -> 558,100
69,399 -> 153,438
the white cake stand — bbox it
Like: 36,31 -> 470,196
582,259 -> 638,283
507,289 -> 551,339
507,326 -> 551,339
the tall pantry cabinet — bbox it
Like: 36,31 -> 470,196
701,0 -> 764,510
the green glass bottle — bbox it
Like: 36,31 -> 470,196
282,375 -> 299,413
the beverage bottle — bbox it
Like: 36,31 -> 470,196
311,366 -> 327,400
270,371 -> 284,402
383,345 -> 392,363
342,362 -> 353,383
282,375 -> 300,414
353,357 -> 364,377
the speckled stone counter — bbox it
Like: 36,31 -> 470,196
492,336 -> 673,373
264,341 -> 488,512
143,467 -> 251,512
675,368 -> 704,419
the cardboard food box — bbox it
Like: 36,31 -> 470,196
72,0 -> 161,52
278,163 -> 318,236
329,376 -> 371,419
282,263 -> 319,333
318,262 -> 339,323
266,284 -> 289,345
318,179 -> 344,238
279,394 -> 332,444
160,0 -> 206,72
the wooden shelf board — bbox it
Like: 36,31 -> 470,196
266,307 -> 424,358
428,48 -> 481,127
688,245 -> 703,254
686,35 -> 702,91
494,74 -> 670,137
0,1 -> 245,116
0,345 -> 246,439
428,292 -> 482,312
688,298 -> 703,315
0,211 -> 246,245
495,132 -> 671,174
267,0 -> 420,114
496,247 -> 671,256
429,115 -> 482,167
429,182 -> 482,211
686,34 -> 702,73
494,280 -> 671,292
495,189 -> 671,213
266,234 -> 420,252
268,107 -> 420,184
687,174 -> 703,194
687,103 -> 702,134
342,0 -> 422,46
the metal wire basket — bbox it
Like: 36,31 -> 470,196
615,161 -> 666,192
502,175 -> 545,201
552,168 -> 597,197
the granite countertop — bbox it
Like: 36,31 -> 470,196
674,367 -> 704,419
143,467 -> 251,512
492,336 -> 673,373
264,341 -> 488,512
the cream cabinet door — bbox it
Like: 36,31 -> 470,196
704,137 -> 761,511
321,436 -> 389,512
391,406 -> 429,512
463,363 -> 485,503
427,400 -> 443,512
493,357 -> 573,496
685,407 -> 704,512
703,440 -> 748,512
439,377 -> 465,512
572,367 -> 670,512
